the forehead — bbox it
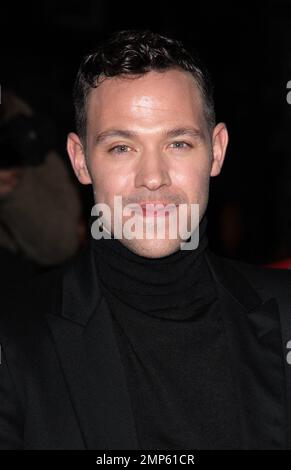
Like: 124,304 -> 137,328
86,69 -> 205,131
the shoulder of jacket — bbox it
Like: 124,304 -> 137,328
0,264 -> 63,342
208,251 -> 291,301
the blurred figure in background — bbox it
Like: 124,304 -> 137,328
0,90 -> 84,285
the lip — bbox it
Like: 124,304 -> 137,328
139,201 -> 177,207
139,202 -> 178,217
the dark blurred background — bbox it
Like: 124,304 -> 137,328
1,0 -> 291,274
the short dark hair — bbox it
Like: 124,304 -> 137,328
73,30 -> 216,143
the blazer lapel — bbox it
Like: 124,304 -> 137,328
206,252 -> 287,449
45,247 -> 138,450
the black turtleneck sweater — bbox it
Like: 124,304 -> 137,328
92,216 -> 240,450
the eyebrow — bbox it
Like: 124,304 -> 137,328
94,127 -> 205,145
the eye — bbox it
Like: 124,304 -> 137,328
109,144 -> 131,154
169,141 -> 192,150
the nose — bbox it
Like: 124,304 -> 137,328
134,148 -> 172,191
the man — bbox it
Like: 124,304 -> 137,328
0,90 -> 83,270
0,30 -> 291,450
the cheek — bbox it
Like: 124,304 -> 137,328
173,162 -> 210,202
90,164 -> 131,205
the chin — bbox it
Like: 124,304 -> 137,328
120,238 -> 182,259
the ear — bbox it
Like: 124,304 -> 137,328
210,123 -> 229,177
67,132 -> 92,185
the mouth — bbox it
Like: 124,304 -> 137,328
139,202 -> 178,217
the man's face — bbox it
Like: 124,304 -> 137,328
67,69 -> 228,258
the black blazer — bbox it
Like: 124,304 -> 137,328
0,245 -> 290,450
